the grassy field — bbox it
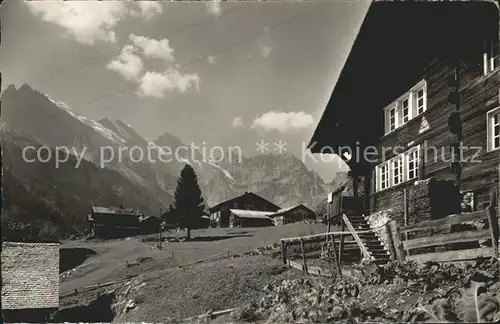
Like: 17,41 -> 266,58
58,222 -> 328,322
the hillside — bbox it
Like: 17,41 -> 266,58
1,132 -> 165,241
0,84 -> 341,239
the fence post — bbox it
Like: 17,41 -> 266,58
300,238 -> 308,275
487,193 -> 499,259
338,217 -> 345,263
389,220 -> 406,262
385,222 -> 396,261
330,233 -> 342,277
281,240 -> 287,265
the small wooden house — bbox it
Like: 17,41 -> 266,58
271,204 -> 316,226
308,0 -> 499,228
87,206 -> 144,238
229,209 -> 275,227
1,242 -> 59,323
208,192 -> 280,228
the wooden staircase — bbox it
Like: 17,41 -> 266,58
343,214 -> 391,264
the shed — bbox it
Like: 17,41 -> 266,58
1,242 -> 59,323
229,209 -> 275,228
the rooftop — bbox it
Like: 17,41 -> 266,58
274,204 -> 314,216
229,209 -> 274,220
2,242 -> 60,310
91,206 -> 144,216
209,192 -> 280,212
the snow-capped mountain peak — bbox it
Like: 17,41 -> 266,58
44,94 -> 126,145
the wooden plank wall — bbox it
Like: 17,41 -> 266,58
388,200 -> 499,263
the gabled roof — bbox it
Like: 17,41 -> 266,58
308,0 -> 499,171
91,206 -> 143,216
2,242 -> 59,310
208,192 -> 280,212
229,209 -> 274,220
273,204 -> 314,216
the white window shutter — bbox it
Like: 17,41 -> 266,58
394,102 -> 400,128
384,110 -> 389,134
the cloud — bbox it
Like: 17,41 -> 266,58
259,41 -> 273,58
232,117 -> 243,128
207,55 -> 217,64
25,1 -> 163,45
137,69 -> 200,98
106,45 -> 143,81
134,1 -> 163,20
252,111 -> 315,133
108,32 -> 199,98
129,34 -> 174,61
258,27 -> 273,58
25,1 -> 129,44
206,0 -> 222,17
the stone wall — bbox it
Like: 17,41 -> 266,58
367,209 -> 393,249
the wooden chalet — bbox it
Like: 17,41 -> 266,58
309,0 -> 500,229
208,192 -> 280,228
87,206 -> 160,238
1,242 -> 60,323
271,204 -> 316,226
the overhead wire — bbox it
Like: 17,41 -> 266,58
73,2 -> 329,109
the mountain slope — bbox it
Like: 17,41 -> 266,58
1,84 -> 337,238
1,84 -> 174,202
1,132 -> 165,240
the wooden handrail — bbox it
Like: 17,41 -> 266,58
343,214 -> 372,260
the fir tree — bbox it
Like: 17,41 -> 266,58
173,165 -> 205,240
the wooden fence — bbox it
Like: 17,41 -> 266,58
389,194 -> 500,263
280,223 -> 368,277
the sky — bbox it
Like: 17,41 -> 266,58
0,0 -> 371,182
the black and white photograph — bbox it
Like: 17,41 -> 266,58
0,0 -> 499,323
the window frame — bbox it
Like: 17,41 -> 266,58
377,161 -> 390,191
487,106 -> 500,152
484,42 -> 499,75
383,80 -> 427,135
375,145 -> 421,192
406,146 -> 420,181
391,155 -> 404,186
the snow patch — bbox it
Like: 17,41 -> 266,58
206,159 -> 235,182
44,94 -> 127,145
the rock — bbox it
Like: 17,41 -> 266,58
126,261 -> 140,268
125,299 -> 136,312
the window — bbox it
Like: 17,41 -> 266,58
378,162 -> 389,190
487,107 -> 500,151
415,89 -> 426,115
407,148 -> 419,180
392,156 -> 403,186
484,42 -> 499,75
376,145 -> 421,191
402,98 -> 409,123
389,106 -> 397,131
384,80 -> 427,134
